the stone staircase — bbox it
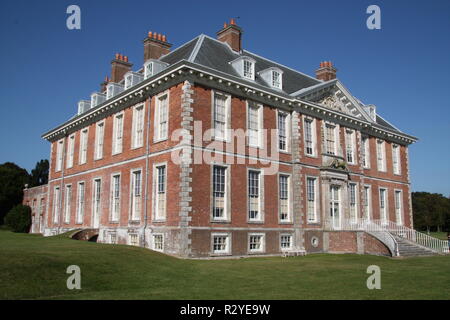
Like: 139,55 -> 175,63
395,236 -> 438,257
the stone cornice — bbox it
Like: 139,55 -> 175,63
42,61 -> 418,145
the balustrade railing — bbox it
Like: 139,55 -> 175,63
324,218 -> 449,255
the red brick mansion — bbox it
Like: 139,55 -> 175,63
24,20 -> 448,258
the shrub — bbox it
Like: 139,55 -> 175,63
4,205 -> 31,233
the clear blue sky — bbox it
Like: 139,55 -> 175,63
0,0 -> 449,195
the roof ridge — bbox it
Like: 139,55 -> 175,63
159,35 -> 201,60
188,34 -> 206,62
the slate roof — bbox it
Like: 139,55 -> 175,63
159,35 -> 406,134
160,35 -> 320,95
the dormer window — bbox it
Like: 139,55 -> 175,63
259,67 -> 283,90
272,70 -> 282,89
124,71 -> 144,90
143,60 -> 168,80
243,59 -> 254,80
90,93 -> 106,108
144,62 -> 153,79
230,56 -> 256,81
106,83 -> 124,99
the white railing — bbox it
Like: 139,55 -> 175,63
324,218 -> 449,255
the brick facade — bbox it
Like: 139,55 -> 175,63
24,22 -> 416,259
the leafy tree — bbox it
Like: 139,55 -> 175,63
4,204 -> 32,233
0,162 -> 30,225
412,192 -> 450,232
30,159 -> 49,187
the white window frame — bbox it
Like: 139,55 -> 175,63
94,121 -> 105,160
376,139 -> 386,172
64,184 -> 72,224
277,110 -> 290,152
92,178 -> 102,227
76,182 -> 85,224
55,139 -> 64,172
144,61 -> 153,79
348,183 -> 358,223
246,101 -> 263,148
271,70 -> 282,89
279,173 -> 292,223
110,173 -> 121,222
247,168 -> 264,222
280,234 -> 293,251
243,59 -> 255,80
152,234 -> 164,252
109,232 -> 117,244
363,185 -> 371,221
303,117 -> 316,157
345,129 -> 356,164
53,186 -> 61,223
248,233 -> 265,253
79,128 -> 89,165
153,163 -> 167,221
306,176 -> 319,223
394,189 -> 403,226
211,90 -> 231,142
128,233 -> 139,246
362,136 -> 370,169
154,92 -> 169,142
379,188 -> 388,224
132,104 -> 145,149
130,168 -> 142,221
392,144 -> 401,175
211,233 -> 231,255
211,164 -> 230,222
324,122 -> 337,155
112,112 -> 124,155
66,134 -> 75,168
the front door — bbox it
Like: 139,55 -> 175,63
330,185 -> 341,229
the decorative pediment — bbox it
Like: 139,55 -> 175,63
318,93 -> 348,114
294,80 -> 373,122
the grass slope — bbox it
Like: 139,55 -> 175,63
0,230 -> 449,300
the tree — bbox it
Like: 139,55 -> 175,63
0,162 -> 30,225
30,159 -> 49,187
4,204 -> 32,233
412,192 -> 450,232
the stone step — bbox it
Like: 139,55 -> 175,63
394,236 -> 439,257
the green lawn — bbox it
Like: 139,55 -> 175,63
0,230 -> 449,300
427,232 -> 448,241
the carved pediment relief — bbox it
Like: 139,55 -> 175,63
317,92 -> 349,115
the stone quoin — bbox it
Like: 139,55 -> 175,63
23,20 -> 419,258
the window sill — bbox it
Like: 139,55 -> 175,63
247,220 -> 264,224
153,138 -> 168,144
152,219 -> 166,223
210,219 -> 231,224
130,145 -> 143,151
304,154 -> 317,159
279,221 -> 293,225
111,152 -> 123,156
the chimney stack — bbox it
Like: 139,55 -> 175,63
100,75 -> 110,93
315,61 -> 337,81
111,53 -> 133,83
143,31 -> 172,62
217,18 -> 242,52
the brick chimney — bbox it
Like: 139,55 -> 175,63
315,61 -> 337,81
217,18 -> 242,52
111,53 -> 132,83
143,31 -> 172,62
100,75 -> 109,93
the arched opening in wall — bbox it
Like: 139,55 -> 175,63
88,235 -> 98,242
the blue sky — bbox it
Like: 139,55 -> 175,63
0,0 -> 449,195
